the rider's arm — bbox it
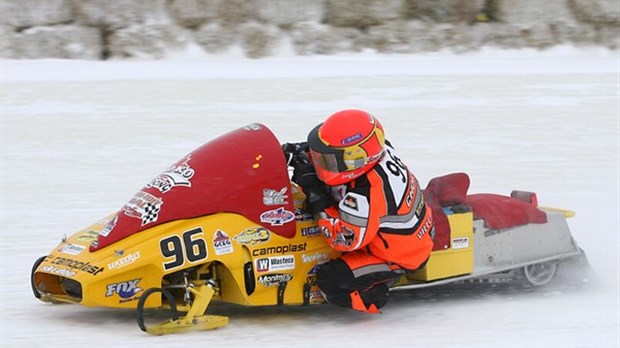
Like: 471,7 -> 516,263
318,185 -> 381,252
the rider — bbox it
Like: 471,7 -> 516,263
290,109 -> 434,313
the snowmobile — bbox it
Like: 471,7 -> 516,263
31,123 -> 587,335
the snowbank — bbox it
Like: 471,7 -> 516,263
0,0 -> 618,60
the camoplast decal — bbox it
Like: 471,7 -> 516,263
260,207 -> 295,226
122,191 -> 163,226
58,243 -> 86,255
233,227 -> 270,246
99,214 -> 118,237
146,155 -> 195,193
252,242 -> 307,256
257,273 -> 292,287
105,278 -> 143,302
255,255 -> 295,273
263,187 -> 288,206
107,251 -> 141,270
213,230 -> 233,255
48,256 -> 104,276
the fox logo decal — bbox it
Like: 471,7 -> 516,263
106,279 -> 142,299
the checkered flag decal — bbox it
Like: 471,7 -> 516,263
141,202 -> 161,226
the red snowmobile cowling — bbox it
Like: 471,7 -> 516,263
91,123 -> 295,251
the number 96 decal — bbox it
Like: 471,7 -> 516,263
159,227 -> 208,271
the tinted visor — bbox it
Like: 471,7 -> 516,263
307,124 -> 347,174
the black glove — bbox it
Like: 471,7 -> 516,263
282,142 -> 308,156
290,149 -> 334,215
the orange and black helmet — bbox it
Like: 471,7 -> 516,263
308,109 -> 385,185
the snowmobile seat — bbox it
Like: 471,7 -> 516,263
423,172 -> 471,251
464,193 -> 547,229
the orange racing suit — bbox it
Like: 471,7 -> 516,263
316,142 -> 434,312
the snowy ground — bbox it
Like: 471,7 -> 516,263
1,47 -> 619,347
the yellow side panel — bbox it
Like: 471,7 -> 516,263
410,212 -> 474,281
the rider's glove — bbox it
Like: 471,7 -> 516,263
287,147 -> 334,216
294,162 -> 334,215
282,142 -> 308,158
317,207 -> 356,251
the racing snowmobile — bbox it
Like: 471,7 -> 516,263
31,123 -> 587,335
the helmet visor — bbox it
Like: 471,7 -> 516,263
308,124 -> 347,173
310,151 -> 342,173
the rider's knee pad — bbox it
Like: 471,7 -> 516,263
316,258 -> 390,312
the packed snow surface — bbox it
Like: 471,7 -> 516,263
1,46 -> 619,347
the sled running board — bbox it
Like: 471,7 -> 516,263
391,250 -> 581,292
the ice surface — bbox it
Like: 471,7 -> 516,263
1,46 -> 618,347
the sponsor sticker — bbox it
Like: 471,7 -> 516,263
255,255 -> 295,273
343,195 -> 358,210
213,230 -> 234,255
40,265 -> 76,278
257,273 -> 292,287
301,252 -> 329,263
306,269 -> 325,304
301,226 -> 321,237
99,214 -> 118,237
306,275 -> 318,287
452,237 -> 470,249
244,124 -> 262,131
252,242 -> 307,256
58,243 -> 86,255
308,289 -> 325,304
48,256 -> 104,276
122,191 -> 163,226
107,251 -> 141,270
263,187 -> 288,206
416,218 -> 432,239
105,278 -> 142,302
260,207 -> 295,226
146,156 -> 195,193
341,132 -> 362,145
233,227 -> 270,246
77,230 -> 100,243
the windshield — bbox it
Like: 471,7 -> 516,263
91,123 -> 295,251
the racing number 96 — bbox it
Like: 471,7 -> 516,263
159,228 -> 208,271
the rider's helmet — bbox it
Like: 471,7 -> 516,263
307,109 -> 385,186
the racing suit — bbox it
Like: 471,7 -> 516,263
315,142 -> 434,313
